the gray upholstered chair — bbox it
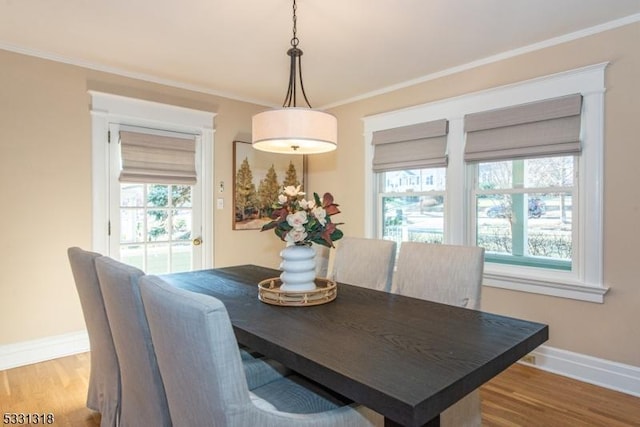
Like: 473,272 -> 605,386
95,257 -> 290,426
392,242 -> 485,427
67,247 -> 119,427
330,237 -> 396,292
139,274 -> 374,427
95,257 -> 171,427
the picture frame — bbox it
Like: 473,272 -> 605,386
233,140 -> 306,230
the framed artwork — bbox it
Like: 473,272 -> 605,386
233,140 -> 306,230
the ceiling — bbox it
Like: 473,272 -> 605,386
1,0 -> 639,108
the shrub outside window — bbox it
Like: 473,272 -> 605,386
474,156 -> 574,271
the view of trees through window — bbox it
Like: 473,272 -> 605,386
475,156 -> 574,270
119,184 -> 193,274
379,157 -> 574,270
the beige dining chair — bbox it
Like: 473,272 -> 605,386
313,243 -> 331,278
67,247 -> 119,427
392,241 -> 485,427
329,236 -> 397,291
139,274 -> 375,427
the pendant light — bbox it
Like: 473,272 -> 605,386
252,0 -> 337,154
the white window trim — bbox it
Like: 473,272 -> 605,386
363,63 -> 609,303
89,91 -> 215,269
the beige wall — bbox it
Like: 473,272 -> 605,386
1,22 -> 638,367
311,22 -> 640,366
0,49 -> 282,345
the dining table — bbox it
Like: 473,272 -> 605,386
160,264 -> 548,427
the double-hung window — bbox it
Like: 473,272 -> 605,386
372,120 -> 449,246
364,63 -> 608,302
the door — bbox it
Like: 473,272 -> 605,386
108,123 -> 204,274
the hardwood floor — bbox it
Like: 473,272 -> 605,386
1,353 -> 639,426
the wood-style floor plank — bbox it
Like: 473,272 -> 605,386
1,353 -> 639,426
480,363 -> 640,426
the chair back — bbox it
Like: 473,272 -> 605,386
141,275 -> 376,427
67,247 -> 120,427
393,242 -> 484,309
331,237 -> 396,291
313,243 -> 331,278
95,257 -> 171,427
392,242 -> 484,427
140,275 -> 254,426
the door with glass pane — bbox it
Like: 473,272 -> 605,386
119,183 -> 200,273
109,124 -> 203,274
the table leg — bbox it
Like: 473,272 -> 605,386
384,414 -> 440,427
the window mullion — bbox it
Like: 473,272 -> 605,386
446,117 -> 465,245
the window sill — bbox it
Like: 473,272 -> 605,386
483,271 -> 609,303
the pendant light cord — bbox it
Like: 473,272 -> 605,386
283,0 -> 312,109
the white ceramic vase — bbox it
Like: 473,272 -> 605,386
279,244 -> 317,291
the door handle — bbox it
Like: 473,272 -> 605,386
192,237 -> 202,246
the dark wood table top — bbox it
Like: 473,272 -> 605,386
161,265 -> 548,427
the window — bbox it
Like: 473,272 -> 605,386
474,156 -> 574,271
371,119 -> 449,249
120,183 -> 194,274
364,63 -> 608,302
379,167 -> 446,246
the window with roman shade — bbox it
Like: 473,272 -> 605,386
119,130 -> 197,185
463,94 -> 583,162
365,64 -> 607,302
372,119 -> 449,172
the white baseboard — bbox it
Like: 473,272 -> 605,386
521,345 -> 640,398
1,333 -> 638,398
0,331 -> 89,371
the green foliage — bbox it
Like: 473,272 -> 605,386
146,185 -> 192,241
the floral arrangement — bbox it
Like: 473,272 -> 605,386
261,185 -> 343,247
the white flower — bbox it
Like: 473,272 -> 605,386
287,211 -> 308,229
283,185 -> 305,197
312,207 -> 327,226
285,229 -> 308,244
299,199 -> 316,210
278,194 -> 287,204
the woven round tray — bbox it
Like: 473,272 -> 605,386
257,277 -> 337,306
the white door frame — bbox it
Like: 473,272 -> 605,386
89,91 -> 215,269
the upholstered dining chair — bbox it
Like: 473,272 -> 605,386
312,243 -> 331,278
392,241 -> 485,427
330,237 -> 397,292
67,247 -> 119,427
139,274 -> 375,427
95,257 -> 171,427
95,257 -> 291,427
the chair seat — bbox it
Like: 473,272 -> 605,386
250,374 -> 348,414
242,353 -> 293,390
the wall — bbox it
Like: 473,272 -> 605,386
311,22 -> 640,366
0,49 -> 282,346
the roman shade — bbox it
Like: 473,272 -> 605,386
464,94 -> 583,162
119,130 -> 197,185
372,119 -> 448,172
